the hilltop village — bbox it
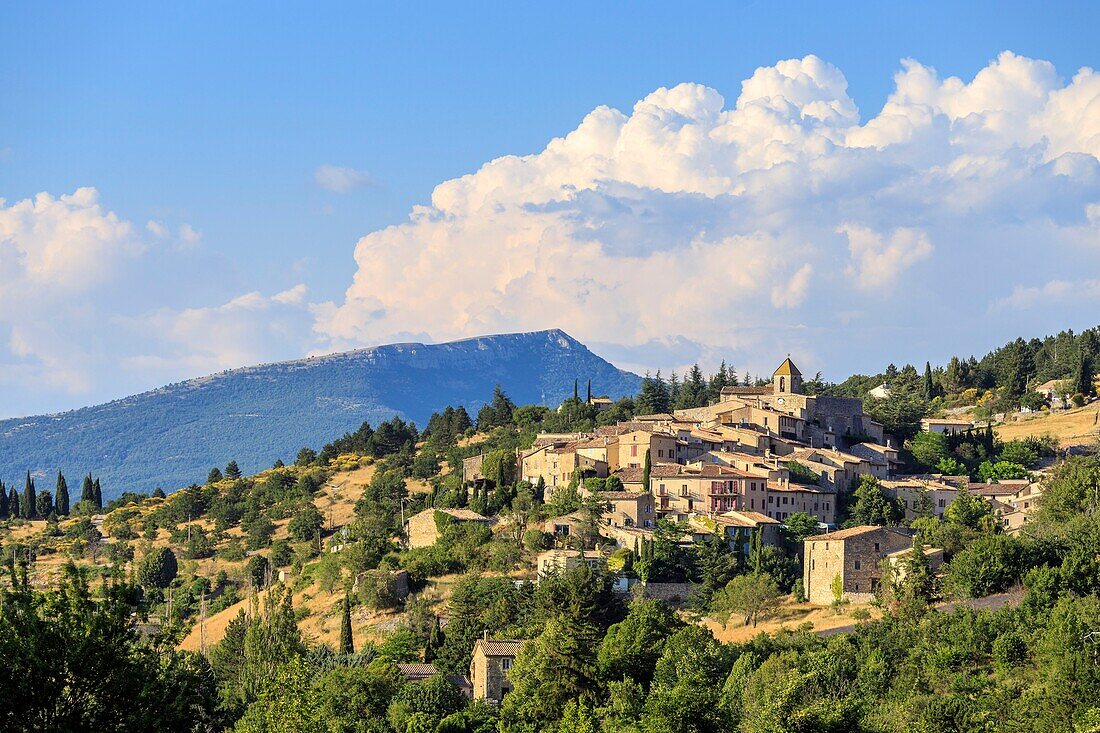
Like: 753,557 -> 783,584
1,345 -> 1097,731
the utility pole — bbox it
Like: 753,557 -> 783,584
199,591 -> 207,655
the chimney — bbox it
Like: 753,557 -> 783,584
483,629 -> 489,641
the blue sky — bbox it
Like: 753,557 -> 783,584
2,2 -> 1099,417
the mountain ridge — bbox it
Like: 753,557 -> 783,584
0,329 -> 640,498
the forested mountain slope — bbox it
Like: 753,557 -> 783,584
0,329 -> 639,499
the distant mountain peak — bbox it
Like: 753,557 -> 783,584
0,330 -> 639,498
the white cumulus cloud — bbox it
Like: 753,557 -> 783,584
316,52 -> 1100,378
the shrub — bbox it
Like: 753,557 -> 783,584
992,631 -> 1028,668
137,547 -> 178,589
270,539 -> 294,567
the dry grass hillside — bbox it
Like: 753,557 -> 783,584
2,460 -> 417,648
995,402 -> 1100,447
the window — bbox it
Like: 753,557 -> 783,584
645,505 -> 651,514
501,657 -> 513,672
658,449 -> 663,458
811,558 -> 815,570
631,445 -> 638,457
658,483 -> 665,494
873,542 -> 880,552
751,498 -> 755,509
679,485 -> 688,497
854,560 -> 861,570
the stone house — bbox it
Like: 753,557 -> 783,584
618,428 -> 681,468
787,447 -> 874,493
762,481 -> 837,524
519,441 -> 608,493
847,441 -> 900,478
919,418 -> 974,435
803,525 -> 915,605
713,510 -> 782,558
881,478 -> 959,520
462,453 -> 486,483
536,548 -> 606,576
405,508 -> 490,549
593,489 -> 655,529
470,635 -> 526,705
650,463 -> 766,521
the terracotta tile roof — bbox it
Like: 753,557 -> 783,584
767,481 -> 833,494
398,663 -> 439,679
805,525 -> 912,541
718,509 -> 781,526
721,385 -> 771,396
599,490 -> 647,500
474,639 -> 526,657
612,467 -> 645,484
433,508 -> 489,521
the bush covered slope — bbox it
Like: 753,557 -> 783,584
0,329 -> 639,498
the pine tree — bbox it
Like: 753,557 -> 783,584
81,474 -> 95,504
9,486 -> 21,518
0,479 -> 8,519
207,467 -> 223,484
923,361 -> 935,402
55,471 -> 70,516
708,361 -> 730,403
339,593 -> 354,654
666,372 -> 681,407
225,461 -> 242,480
23,471 -> 38,520
92,478 -> 103,510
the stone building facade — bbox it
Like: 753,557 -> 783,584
405,508 -> 489,549
803,525 -> 915,605
470,636 -> 526,705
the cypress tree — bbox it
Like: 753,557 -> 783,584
81,474 -> 95,504
923,362 -> 935,402
586,380 -> 592,403
0,479 -> 7,519
9,486 -> 21,518
55,471 -> 70,516
424,616 -> 444,662
23,471 -> 38,520
642,448 -> 652,491
339,593 -> 354,655
92,478 -> 103,510
1073,351 -> 1094,397
573,379 -> 579,402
